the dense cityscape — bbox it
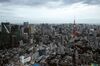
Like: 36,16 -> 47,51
0,0 -> 100,66
0,21 -> 100,66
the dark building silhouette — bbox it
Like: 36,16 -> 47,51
1,22 -> 10,33
11,25 -> 20,47
0,23 -> 20,49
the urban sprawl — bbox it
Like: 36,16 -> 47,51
0,22 -> 100,66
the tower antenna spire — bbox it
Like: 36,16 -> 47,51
74,16 -> 76,26
73,16 -> 77,35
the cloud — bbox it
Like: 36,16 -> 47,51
0,0 -> 10,2
14,0 -> 100,6
63,0 -> 80,5
83,0 -> 100,5
0,1 -> 100,24
0,0 -> 100,7
0,0 -> 59,6
63,0 -> 100,5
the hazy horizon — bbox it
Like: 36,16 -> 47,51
0,0 -> 100,24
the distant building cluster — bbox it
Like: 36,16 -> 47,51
0,22 -> 100,66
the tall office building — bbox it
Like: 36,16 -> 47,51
24,22 -> 29,28
0,22 -> 11,49
0,23 -> 20,49
23,22 -> 30,34
11,25 -> 20,47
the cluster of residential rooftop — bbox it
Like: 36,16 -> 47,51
0,22 -> 100,66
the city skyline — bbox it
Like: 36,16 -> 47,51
0,0 -> 100,24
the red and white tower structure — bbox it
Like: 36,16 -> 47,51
72,17 -> 79,38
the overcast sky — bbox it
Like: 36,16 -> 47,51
0,0 -> 100,24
